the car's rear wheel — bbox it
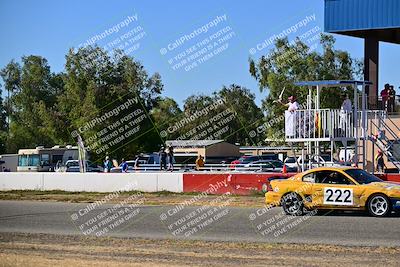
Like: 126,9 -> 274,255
367,194 -> 391,217
281,192 -> 304,216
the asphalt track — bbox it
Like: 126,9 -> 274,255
0,200 -> 399,247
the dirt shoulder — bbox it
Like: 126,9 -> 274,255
0,190 -> 265,207
0,232 -> 399,267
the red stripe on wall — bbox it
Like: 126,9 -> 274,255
184,173 -> 400,195
377,174 -> 400,183
183,173 -> 295,195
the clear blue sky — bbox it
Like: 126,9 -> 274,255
0,0 -> 399,106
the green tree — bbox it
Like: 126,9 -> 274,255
151,97 -> 183,138
0,85 -> 7,153
0,59 -> 21,129
0,56 -> 62,152
249,34 -> 362,139
0,47 -> 164,158
216,84 -> 264,145
55,46 -> 164,161
180,84 -> 263,145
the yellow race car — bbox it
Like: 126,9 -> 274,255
265,167 -> 400,217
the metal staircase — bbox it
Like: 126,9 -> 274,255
369,116 -> 400,172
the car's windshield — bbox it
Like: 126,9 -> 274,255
241,157 -> 257,163
285,157 -> 296,163
344,169 -> 383,184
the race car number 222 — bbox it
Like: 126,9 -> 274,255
323,188 -> 353,206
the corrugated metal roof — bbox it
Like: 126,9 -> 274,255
165,140 -> 225,148
325,0 -> 400,32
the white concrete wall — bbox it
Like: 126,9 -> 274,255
0,173 -> 44,190
0,172 -> 183,193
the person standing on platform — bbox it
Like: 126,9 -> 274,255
283,95 -> 300,112
380,84 -> 390,111
279,95 -> 300,138
340,94 -> 352,135
389,85 -> 396,112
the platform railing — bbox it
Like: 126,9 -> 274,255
364,95 -> 400,113
285,109 -> 354,140
285,109 -> 386,140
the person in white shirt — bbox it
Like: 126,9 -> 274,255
340,94 -> 352,135
341,94 -> 352,113
286,96 -> 300,112
280,95 -> 300,137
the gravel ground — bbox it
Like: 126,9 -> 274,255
0,232 -> 399,267
0,190 -> 264,207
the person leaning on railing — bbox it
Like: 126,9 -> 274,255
381,84 -> 390,112
388,85 -> 396,112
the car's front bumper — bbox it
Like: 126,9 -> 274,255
265,192 -> 282,206
390,198 -> 400,211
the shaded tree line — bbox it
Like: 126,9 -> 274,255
0,46 -> 263,160
0,34 -> 362,159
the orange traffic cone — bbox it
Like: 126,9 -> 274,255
282,164 -> 287,174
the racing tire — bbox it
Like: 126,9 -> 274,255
281,192 -> 304,216
367,194 -> 392,217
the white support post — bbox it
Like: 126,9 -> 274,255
372,112 -> 376,173
362,82 -> 367,170
354,83 -> 359,166
315,85 -> 321,160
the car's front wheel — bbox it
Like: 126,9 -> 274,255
367,194 -> 392,217
281,192 -> 304,216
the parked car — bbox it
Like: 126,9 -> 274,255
243,160 -> 284,172
295,155 -> 341,170
63,160 -> 103,172
230,155 -> 279,168
284,156 -> 299,172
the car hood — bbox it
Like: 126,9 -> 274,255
366,182 -> 400,191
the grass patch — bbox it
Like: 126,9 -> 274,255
0,189 -> 265,207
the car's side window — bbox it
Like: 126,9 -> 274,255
335,173 -> 354,185
315,171 -> 331,183
317,171 -> 353,185
302,173 -> 315,183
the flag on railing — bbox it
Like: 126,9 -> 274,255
315,112 -> 322,137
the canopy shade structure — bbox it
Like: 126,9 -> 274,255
294,80 -> 372,88
325,0 -> 400,44
324,0 -> 400,109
